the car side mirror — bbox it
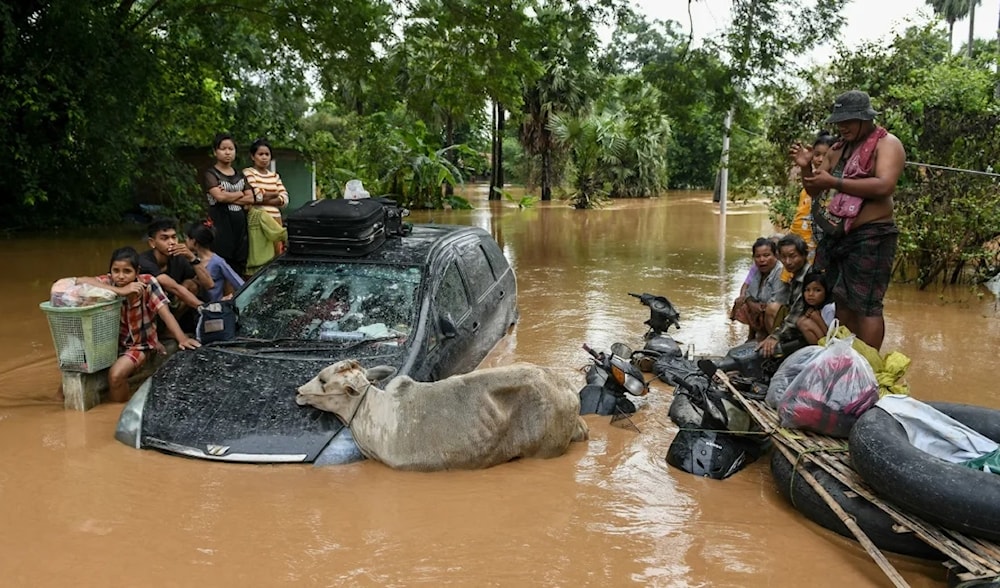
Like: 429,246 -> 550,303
439,314 -> 459,339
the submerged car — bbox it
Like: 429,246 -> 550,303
115,223 -> 518,464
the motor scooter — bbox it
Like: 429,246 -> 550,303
579,343 -> 648,416
696,338 -> 806,395
627,292 -> 683,371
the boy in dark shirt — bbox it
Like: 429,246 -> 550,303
139,218 -> 214,332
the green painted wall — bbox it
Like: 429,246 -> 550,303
272,148 -> 315,216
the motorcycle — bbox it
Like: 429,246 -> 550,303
627,292 -> 683,371
579,343 -> 648,416
629,292 -> 680,338
620,293 -> 771,480
660,355 -> 771,480
696,338 -> 807,398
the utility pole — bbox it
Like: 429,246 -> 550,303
996,3 -> 1000,98
718,108 -> 733,215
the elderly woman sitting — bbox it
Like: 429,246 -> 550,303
731,237 -> 785,341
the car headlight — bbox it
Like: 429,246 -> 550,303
314,427 -> 366,467
114,378 -> 151,449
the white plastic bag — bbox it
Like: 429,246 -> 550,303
777,331 -> 879,437
343,179 -> 370,200
765,345 -> 824,408
50,278 -> 117,307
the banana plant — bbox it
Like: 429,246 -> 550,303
381,124 -> 473,209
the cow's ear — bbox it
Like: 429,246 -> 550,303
365,365 -> 396,384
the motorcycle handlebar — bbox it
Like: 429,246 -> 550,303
629,292 -> 657,305
581,343 -> 602,360
672,376 -> 696,393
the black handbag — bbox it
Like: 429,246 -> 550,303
196,300 -> 238,343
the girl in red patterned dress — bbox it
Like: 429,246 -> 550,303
77,247 -> 199,402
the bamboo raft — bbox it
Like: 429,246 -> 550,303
714,372 -> 1000,588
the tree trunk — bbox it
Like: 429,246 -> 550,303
718,107 -> 733,214
949,259 -> 966,284
490,100 -> 499,199
948,20 -> 954,50
995,4 -> 1000,98
490,102 -> 505,200
444,113 -> 455,197
967,1 -> 976,58
541,129 -> 552,201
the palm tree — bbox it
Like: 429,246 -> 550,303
518,4 -> 597,201
924,0 -> 972,49
548,112 -> 626,209
519,40 -> 591,201
962,0 -> 981,58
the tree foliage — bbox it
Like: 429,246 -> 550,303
3,0 -> 998,296
764,24 -> 1000,287
0,0 -> 390,228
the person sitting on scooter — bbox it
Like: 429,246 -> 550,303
730,237 -> 785,341
759,234 -> 811,358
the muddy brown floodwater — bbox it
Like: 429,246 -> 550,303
2,190 -> 998,587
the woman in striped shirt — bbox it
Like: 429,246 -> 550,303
243,137 -> 289,258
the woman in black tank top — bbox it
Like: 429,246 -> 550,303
204,133 -> 254,275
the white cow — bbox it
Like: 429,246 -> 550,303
296,360 -> 589,471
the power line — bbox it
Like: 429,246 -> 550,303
905,161 -> 1000,179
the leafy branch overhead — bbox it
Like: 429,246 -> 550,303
1,0 -> 997,273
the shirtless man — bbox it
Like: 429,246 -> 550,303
789,90 -> 905,350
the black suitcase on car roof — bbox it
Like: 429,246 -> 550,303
286,198 -> 386,256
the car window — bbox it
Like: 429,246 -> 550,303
437,261 -> 470,321
234,261 -> 422,341
480,237 -> 510,280
458,242 -> 495,302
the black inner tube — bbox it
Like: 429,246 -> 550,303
850,401 -> 1000,543
770,449 -> 944,560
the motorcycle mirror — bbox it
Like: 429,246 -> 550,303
610,342 -> 633,359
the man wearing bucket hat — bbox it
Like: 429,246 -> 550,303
788,90 -> 905,351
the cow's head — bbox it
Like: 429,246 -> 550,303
296,360 -> 396,422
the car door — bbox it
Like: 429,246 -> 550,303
454,236 -> 512,367
424,253 -> 475,380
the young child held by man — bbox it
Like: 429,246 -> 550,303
77,247 -> 200,402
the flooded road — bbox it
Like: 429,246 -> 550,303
2,191 -> 998,587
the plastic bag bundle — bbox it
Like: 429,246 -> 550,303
778,332 -> 879,438
820,325 -> 911,397
49,277 -> 117,307
765,345 -> 824,408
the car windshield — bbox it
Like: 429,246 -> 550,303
234,260 -> 423,343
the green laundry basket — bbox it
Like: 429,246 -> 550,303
39,299 -> 123,373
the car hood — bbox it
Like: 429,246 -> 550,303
139,344 -> 406,462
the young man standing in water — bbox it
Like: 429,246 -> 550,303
789,90 -> 905,351
139,218 -> 214,332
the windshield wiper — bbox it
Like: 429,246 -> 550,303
207,336 -> 304,348
253,335 -> 400,354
